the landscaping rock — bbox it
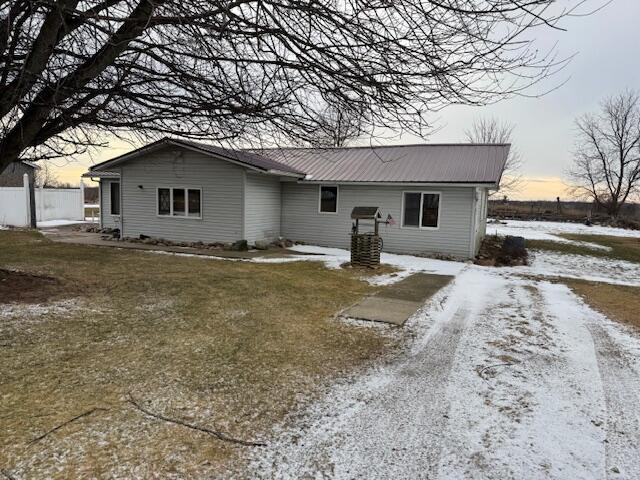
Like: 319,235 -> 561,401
231,239 -> 248,251
502,235 -> 526,256
475,235 -> 528,267
254,240 -> 270,250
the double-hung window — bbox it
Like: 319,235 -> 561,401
402,192 -> 440,228
110,182 -> 120,215
319,185 -> 338,213
157,188 -> 201,218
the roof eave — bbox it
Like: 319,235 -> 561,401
297,180 -> 499,188
89,138 -> 301,176
82,171 -> 121,178
266,169 -> 305,178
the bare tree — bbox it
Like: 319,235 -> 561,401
0,1 -> 587,171
569,90 -> 640,218
34,161 -> 60,187
465,117 -> 523,196
312,104 -> 368,148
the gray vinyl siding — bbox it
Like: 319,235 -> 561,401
244,173 -> 281,244
474,188 -> 489,253
120,149 -> 244,243
281,183 -> 476,258
100,179 -> 120,229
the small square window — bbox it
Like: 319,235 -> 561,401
319,186 -> 338,213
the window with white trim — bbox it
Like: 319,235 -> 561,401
402,192 -> 440,228
110,182 -> 120,215
319,185 -> 338,213
157,188 -> 201,218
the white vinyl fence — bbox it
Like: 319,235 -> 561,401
0,174 -> 84,226
35,186 -> 83,222
0,185 -> 29,226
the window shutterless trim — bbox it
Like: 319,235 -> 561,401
156,187 -> 202,219
110,181 -> 121,216
318,184 -> 339,214
400,191 -> 442,230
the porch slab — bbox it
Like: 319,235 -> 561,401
342,273 -> 453,326
343,297 -> 423,326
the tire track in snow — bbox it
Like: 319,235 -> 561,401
250,275 -> 481,479
436,278 -> 607,479
586,322 -> 640,479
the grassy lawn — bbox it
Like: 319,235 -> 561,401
564,279 -> 640,330
520,233 -> 640,332
527,233 -> 640,263
0,230 -> 395,478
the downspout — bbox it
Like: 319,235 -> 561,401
119,166 -> 124,239
469,187 -> 479,259
240,170 -> 246,241
97,179 -> 102,228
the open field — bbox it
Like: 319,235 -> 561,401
527,233 -> 640,263
0,230 -> 395,478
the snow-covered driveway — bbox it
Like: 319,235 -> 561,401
251,268 -> 640,479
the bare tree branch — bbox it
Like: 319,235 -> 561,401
465,117 -> 523,197
27,407 -> 108,445
0,0 -> 594,170
569,90 -> 640,218
127,392 -> 266,447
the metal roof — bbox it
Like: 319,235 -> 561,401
88,138 -> 304,176
86,138 -> 509,186
256,144 -> 510,184
82,171 -> 120,178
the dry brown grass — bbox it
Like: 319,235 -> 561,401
0,230 -> 396,478
528,234 -> 640,264
564,279 -> 640,329
340,262 -> 401,277
559,234 -> 640,263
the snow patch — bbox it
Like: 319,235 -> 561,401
254,244 -> 465,284
489,219 -> 640,243
510,250 -> 640,286
0,299 -> 93,334
37,219 -> 90,228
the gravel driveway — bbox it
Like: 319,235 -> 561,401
250,268 -> 640,479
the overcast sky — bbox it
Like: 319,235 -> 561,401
425,0 -> 640,199
61,1 -> 639,200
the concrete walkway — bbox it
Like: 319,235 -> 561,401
342,273 -> 453,325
